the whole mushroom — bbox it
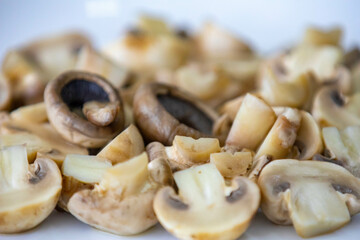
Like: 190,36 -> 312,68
133,83 -> 219,145
44,71 -> 125,148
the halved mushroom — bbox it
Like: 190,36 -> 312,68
259,160 -> 360,238
0,73 -> 11,111
0,145 -> 62,233
225,93 -> 276,152
44,71 -> 125,148
195,22 -> 253,61
302,27 -> 342,46
75,46 -> 130,90
67,152 -> 159,235
133,83 -> 219,145
312,86 -> 360,128
153,163 -> 260,240
321,126 -> 360,177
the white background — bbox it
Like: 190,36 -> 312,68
0,1 -> 360,239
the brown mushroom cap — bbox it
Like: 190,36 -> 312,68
133,83 -> 218,145
259,159 -> 360,238
44,71 -> 125,148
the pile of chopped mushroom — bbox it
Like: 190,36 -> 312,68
1,15 -> 360,239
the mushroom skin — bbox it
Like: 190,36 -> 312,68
154,163 -> 260,240
67,152 -> 159,235
259,160 -> 360,238
44,71 -> 125,148
133,83 -> 218,145
0,145 -> 62,233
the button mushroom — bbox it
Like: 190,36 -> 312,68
44,70 -> 125,148
321,125 -> 360,177
153,163 -> 260,240
259,159 -> 360,238
0,145 -> 62,233
312,86 -> 360,128
67,152 -> 159,235
133,83 -> 219,145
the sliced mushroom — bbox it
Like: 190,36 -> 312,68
102,26 -> 190,72
165,136 -> 221,169
2,50 -> 46,107
321,126 -> 360,177
312,86 -> 360,128
302,27 -> 342,46
225,93 -> 276,152
97,124 -> 144,164
195,22 -> 253,61
0,145 -> 62,233
259,160 -> 360,238
133,83 -> 218,145
44,71 -> 125,148
210,151 -> 253,179
274,107 -> 323,160
19,32 -> 91,79
0,117 -> 88,165
153,163 -> 260,240
67,152 -> 159,235
0,74 -> 11,111
75,46 -> 130,90
283,44 -> 343,81
10,102 -> 48,124
255,108 -> 301,160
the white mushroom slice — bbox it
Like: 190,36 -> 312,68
67,152 -> 158,235
259,65 -> 315,108
195,22 -> 253,61
259,160 -> 360,238
102,33 -> 189,72
225,93 -> 276,151
210,151 -> 253,178
62,155 -> 111,184
166,136 -> 221,169
154,163 -> 260,240
174,62 -> 230,100
75,46 -> 129,89
0,145 -> 62,233
10,102 -> 48,123
322,126 -> 360,177
303,27 -> 342,46
274,108 -> 323,160
97,124 -> 144,164
312,86 -> 360,128
255,108 -> 301,160
283,44 -> 343,80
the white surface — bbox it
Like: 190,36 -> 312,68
1,210 -> 359,240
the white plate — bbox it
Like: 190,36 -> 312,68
2,210 -> 359,240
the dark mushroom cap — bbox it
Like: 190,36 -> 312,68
44,71 -> 124,148
133,83 -> 218,145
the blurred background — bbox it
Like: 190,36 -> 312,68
0,0 -> 359,60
